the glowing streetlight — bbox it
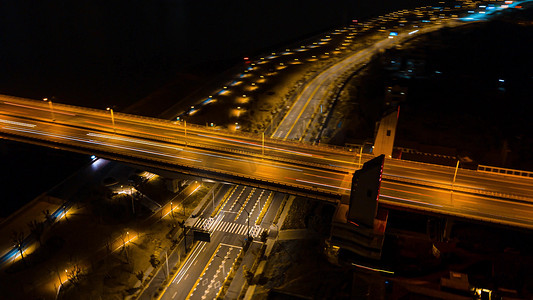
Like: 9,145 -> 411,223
43,98 -> 55,121
106,107 -> 116,133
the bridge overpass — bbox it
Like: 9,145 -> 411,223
1,95 -> 533,229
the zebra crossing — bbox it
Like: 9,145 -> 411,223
192,217 -> 265,238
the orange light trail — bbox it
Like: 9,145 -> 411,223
84,120 -> 177,140
303,173 -> 351,182
3,101 -> 76,116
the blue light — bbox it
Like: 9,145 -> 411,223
389,32 -> 398,36
499,79 -> 505,83
91,155 -> 96,160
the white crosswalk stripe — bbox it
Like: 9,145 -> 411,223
192,217 -> 266,238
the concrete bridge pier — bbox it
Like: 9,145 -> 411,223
442,217 -> 455,242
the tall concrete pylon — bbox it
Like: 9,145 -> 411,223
373,108 -> 399,158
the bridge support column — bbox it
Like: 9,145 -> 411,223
165,178 -> 185,193
442,217 -> 454,242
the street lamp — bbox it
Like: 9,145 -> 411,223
450,160 -> 460,205
106,107 -> 116,133
211,189 -> 215,213
170,202 -> 174,219
358,145 -> 363,168
262,131 -> 265,157
43,98 -> 55,121
215,254 -> 226,277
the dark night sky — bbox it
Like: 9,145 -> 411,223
0,0 -> 433,108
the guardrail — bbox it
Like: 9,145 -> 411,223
382,174 -> 533,203
478,165 -> 533,179
0,94 -> 353,154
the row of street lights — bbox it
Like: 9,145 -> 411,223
42,98 -> 270,158
43,97 -> 116,133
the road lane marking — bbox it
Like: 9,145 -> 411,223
185,244 -> 222,300
173,242 -> 206,284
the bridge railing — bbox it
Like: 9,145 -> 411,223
478,165 -> 533,179
1,95 -> 353,154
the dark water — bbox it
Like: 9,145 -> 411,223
0,0 -> 438,217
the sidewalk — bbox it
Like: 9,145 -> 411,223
277,229 -> 321,241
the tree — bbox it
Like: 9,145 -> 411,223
177,220 -> 185,228
66,264 -> 82,286
260,231 -> 268,243
42,209 -> 56,225
136,270 -> 144,285
242,265 -> 254,284
150,254 -> 160,268
28,220 -> 45,247
12,231 -> 26,266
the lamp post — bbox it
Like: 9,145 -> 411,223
452,160 -> 460,186
43,98 -> 55,121
262,131 -> 265,157
358,145 -> 363,168
170,202 -> 174,219
211,189 -> 215,213
450,160 -> 460,205
106,107 -> 116,133
215,254 -> 226,277
131,187 -> 135,214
